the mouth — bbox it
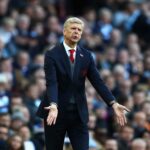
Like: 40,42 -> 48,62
72,35 -> 79,40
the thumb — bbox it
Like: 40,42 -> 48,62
123,106 -> 130,112
44,106 -> 51,110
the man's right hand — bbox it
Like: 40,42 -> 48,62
44,104 -> 58,126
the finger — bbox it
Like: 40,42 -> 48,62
49,118 -> 53,126
118,117 -> 122,126
47,114 -> 53,125
122,113 -> 127,126
121,117 -> 125,126
48,116 -> 54,126
116,116 -> 120,125
123,113 -> 127,124
47,118 -> 50,125
123,107 -> 130,112
118,116 -> 123,126
47,116 -> 51,125
119,115 -> 125,126
53,117 -> 57,125
47,119 -> 50,125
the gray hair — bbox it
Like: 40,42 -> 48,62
131,138 -> 146,149
17,14 -> 30,24
99,8 -> 112,20
64,17 -> 84,29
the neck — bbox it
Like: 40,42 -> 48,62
64,39 -> 77,48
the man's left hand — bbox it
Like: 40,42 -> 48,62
112,103 -> 130,126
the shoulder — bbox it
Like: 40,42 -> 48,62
78,45 -> 93,57
45,43 -> 62,56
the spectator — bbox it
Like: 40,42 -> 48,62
24,82 -> 41,124
0,0 -> 9,22
0,38 -> 10,58
0,1 -> 148,149
109,29 -> 123,50
0,17 -> 16,44
0,113 -> 11,127
0,57 -> 14,89
0,73 -> 10,114
132,89 -> 145,112
101,46 -> 117,70
18,125 -> 36,150
95,8 -> 113,42
132,111 -> 147,138
104,139 -> 118,150
131,138 -> 147,150
7,134 -> 25,150
117,125 -> 134,150
0,125 -> 9,150
10,111 -> 26,132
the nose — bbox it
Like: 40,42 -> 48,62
74,28 -> 79,33
74,30 -> 78,34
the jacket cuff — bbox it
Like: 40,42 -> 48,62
109,100 -> 117,107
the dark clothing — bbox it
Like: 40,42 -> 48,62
0,140 -> 8,150
37,43 -> 115,150
44,110 -> 89,150
132,12 -> 150,48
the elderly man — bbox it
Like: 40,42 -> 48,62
37,17 -> 129,150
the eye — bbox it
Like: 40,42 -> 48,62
71,27 -> 76,30
78,28 -> 81,32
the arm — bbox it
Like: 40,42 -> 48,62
87,52 -> 115,106
44,51 -> 58,105
87,52 -> 130,126
44,51 -> 58,125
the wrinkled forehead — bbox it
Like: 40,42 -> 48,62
64,18 -> 84,29
64,22 -> 84,32
67,22 -> 82,27
69,22 -> 83,27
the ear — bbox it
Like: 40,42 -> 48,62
63,29 -> 65,35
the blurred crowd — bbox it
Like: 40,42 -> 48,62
0,0 -> 149,150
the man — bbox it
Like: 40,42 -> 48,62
117,125 -> 134,150
0,125 -> 9,150
131,138 -> 147,150
37,17 -> 129,150
105,139 -> 118,150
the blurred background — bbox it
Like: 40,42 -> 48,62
0,0 -> 149,150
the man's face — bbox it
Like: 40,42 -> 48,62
120,127 -> 134,141
0,126 -> 8,141
63,23 -> 83,44
105,140 -> 118,150
0,114 -> 11,127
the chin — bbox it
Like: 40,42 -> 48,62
71,39 -> 80,43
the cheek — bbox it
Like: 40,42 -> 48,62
66,31 -> 72,37
79,33 -> 83,37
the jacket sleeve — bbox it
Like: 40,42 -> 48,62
87,52 -> 116,106
44,51 -> 58,104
